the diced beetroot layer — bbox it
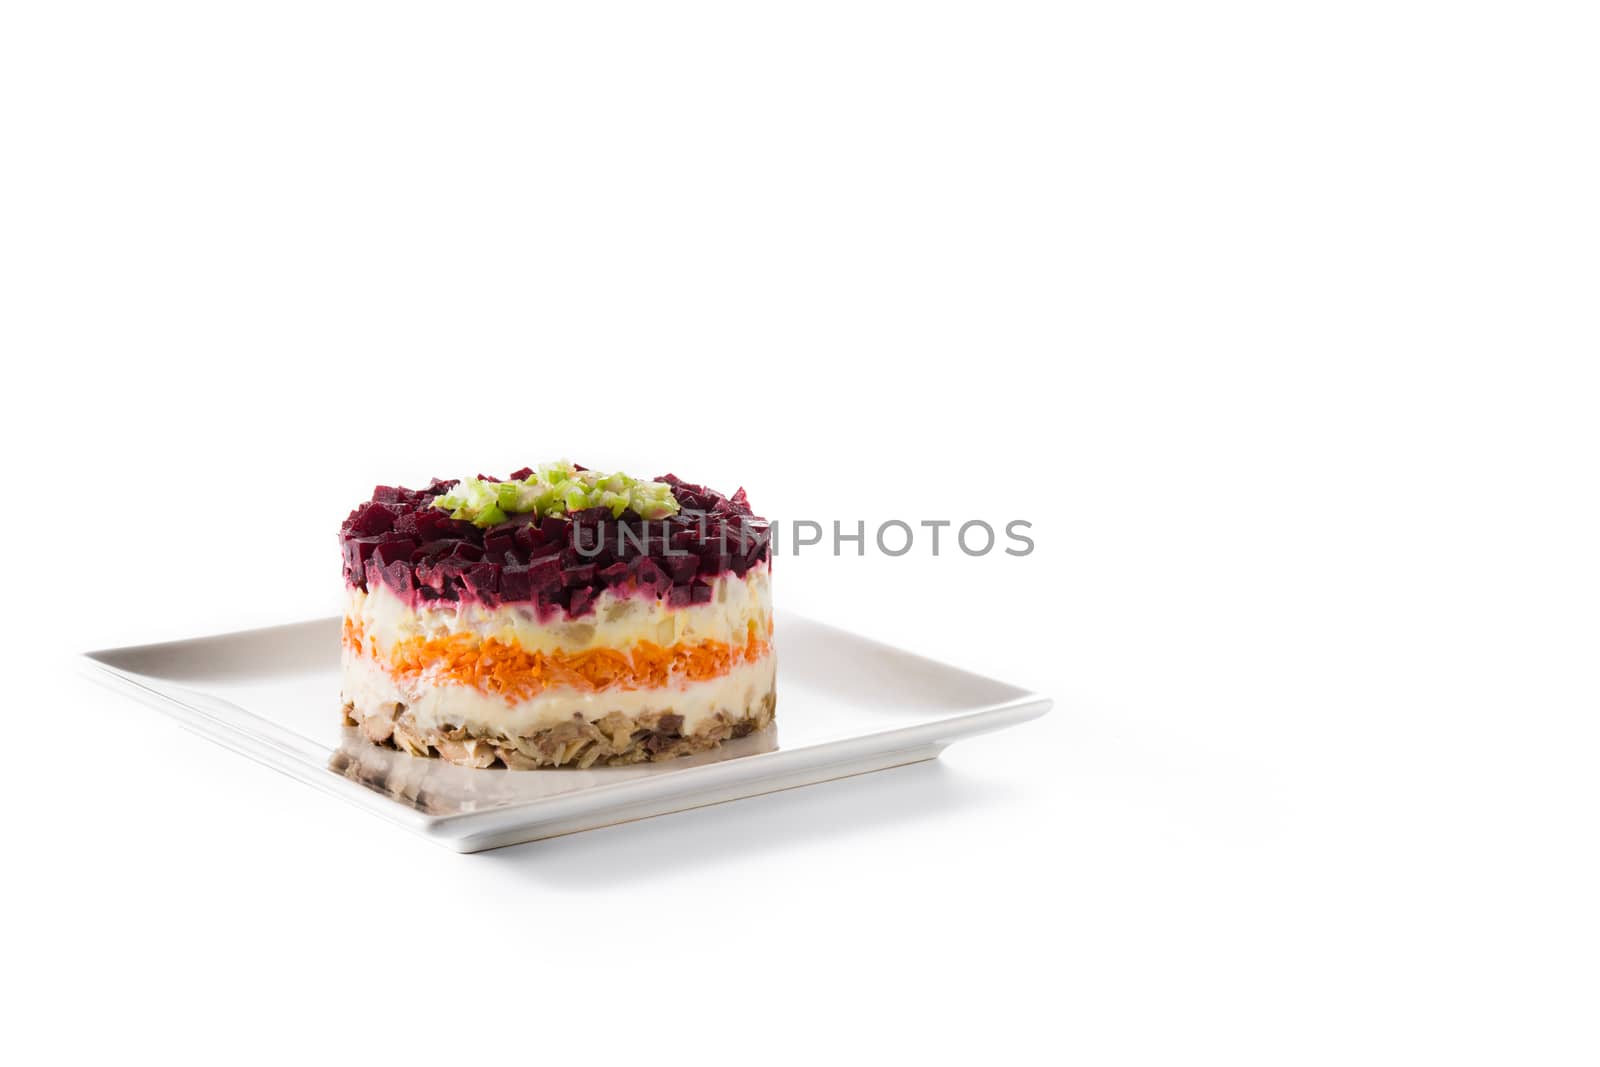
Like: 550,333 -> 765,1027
338,468 -> 768,619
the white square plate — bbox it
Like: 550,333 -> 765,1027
81,615 -> 1050,852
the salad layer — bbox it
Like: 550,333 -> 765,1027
339,565 -> 774,736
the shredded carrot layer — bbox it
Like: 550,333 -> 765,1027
342,616 -> 770,702
342,616 -> 375,659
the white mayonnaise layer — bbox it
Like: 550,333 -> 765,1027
349,563 -> 772,658
341,649 -> 776,735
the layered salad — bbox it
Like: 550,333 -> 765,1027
338,462 -> 774,768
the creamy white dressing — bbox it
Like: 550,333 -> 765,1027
349,564 -> 772,657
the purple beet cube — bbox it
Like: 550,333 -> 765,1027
381,561 -> 414,595
415,562 -> 445,592
348,501 -> 397,536
371,539 -> 416,568
599,561 -> 633,587
737,519 -> 772,553
413,540 -> 451,562
526,554 -> 563,593
691,582 -> 714,604
663,554 -> 698,583
372,485 -> 405,504
396,508 -> 457,542
666,584 -> 693,608
567,587 -> 597,617
665,479 -> 715,510
507,466 -> 534,480
698,523 -> 731,553
562,563 -> 597,586
570,523 -> 610,559
500,565 -> 531,601
393,511 -> 427,539
345,536 -> 384,566
460,562 -> 501,599
484,530 -> 516,557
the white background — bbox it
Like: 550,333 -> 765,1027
3,2 -> 1596,1063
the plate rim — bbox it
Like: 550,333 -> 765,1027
79,613 -> 1053,851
